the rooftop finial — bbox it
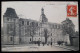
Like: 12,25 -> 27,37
41,7 -> 44,15
41,7 -> 44,11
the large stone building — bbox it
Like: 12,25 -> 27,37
2,8 -> 19,44
2,7 -> 75,45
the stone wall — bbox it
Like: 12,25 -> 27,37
72,37 -> 79,47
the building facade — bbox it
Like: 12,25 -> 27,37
2,8 -> 75,45
2,8 -> 19,44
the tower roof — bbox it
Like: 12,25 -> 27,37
3,8 -> 18,18
40,8 -> 48,23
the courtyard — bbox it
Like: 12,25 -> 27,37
1,44 -> 79,51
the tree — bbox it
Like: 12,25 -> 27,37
44,29 -> 48,44
62,23 -> 75,46
30,24 -> 37,43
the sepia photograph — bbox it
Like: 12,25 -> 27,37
1,1 -> 79,51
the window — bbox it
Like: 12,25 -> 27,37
55,25 -> 57,28
7,18 -> 9,21
7,24 -> 12,34
20,38 -> 21,42
53,25 -> 54,28
60,26 -> 62,29
32,22 -> 34,26
51,33 -> 52,36
51,38 -> 52,42
22,21 -> 24,25
30,38 -> 31,41
39,32 -> 40,36
57,25 -> 59,29
7,24 -> 9,34
36,23 -> 38,26
10,24 -> 13,30
58,25 -> 60,29
39,38 -> 40,41
9,19 -> 11,21
35,38 -> 36,41
25,28 -> 28,33
10,37 -> 13,41
14,19 -> 15,21
27,21 -> 29,25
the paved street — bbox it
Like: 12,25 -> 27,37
2,44 -> 75,51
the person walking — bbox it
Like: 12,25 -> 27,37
51,42 -> 52,47
43,42 -> 44,46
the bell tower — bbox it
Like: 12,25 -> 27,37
41,8 -> 44,15
40,8 -> 48,23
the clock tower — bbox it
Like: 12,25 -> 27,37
40,8 -> 48,23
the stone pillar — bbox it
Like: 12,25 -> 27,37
65,34 -> 70,45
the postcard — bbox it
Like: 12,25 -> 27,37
1,1 -> 79,51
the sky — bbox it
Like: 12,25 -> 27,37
1,1 -> 79,31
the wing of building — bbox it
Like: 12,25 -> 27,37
2,7 -> 77,46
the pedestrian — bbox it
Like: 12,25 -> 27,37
39,41 -> 40,46
47,44 -> 48,46
43,42 -> 44,46
38,41 -> 39,46
51,42 -> 52,47
38,41 -> 40,46
37,41 -> 38,46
